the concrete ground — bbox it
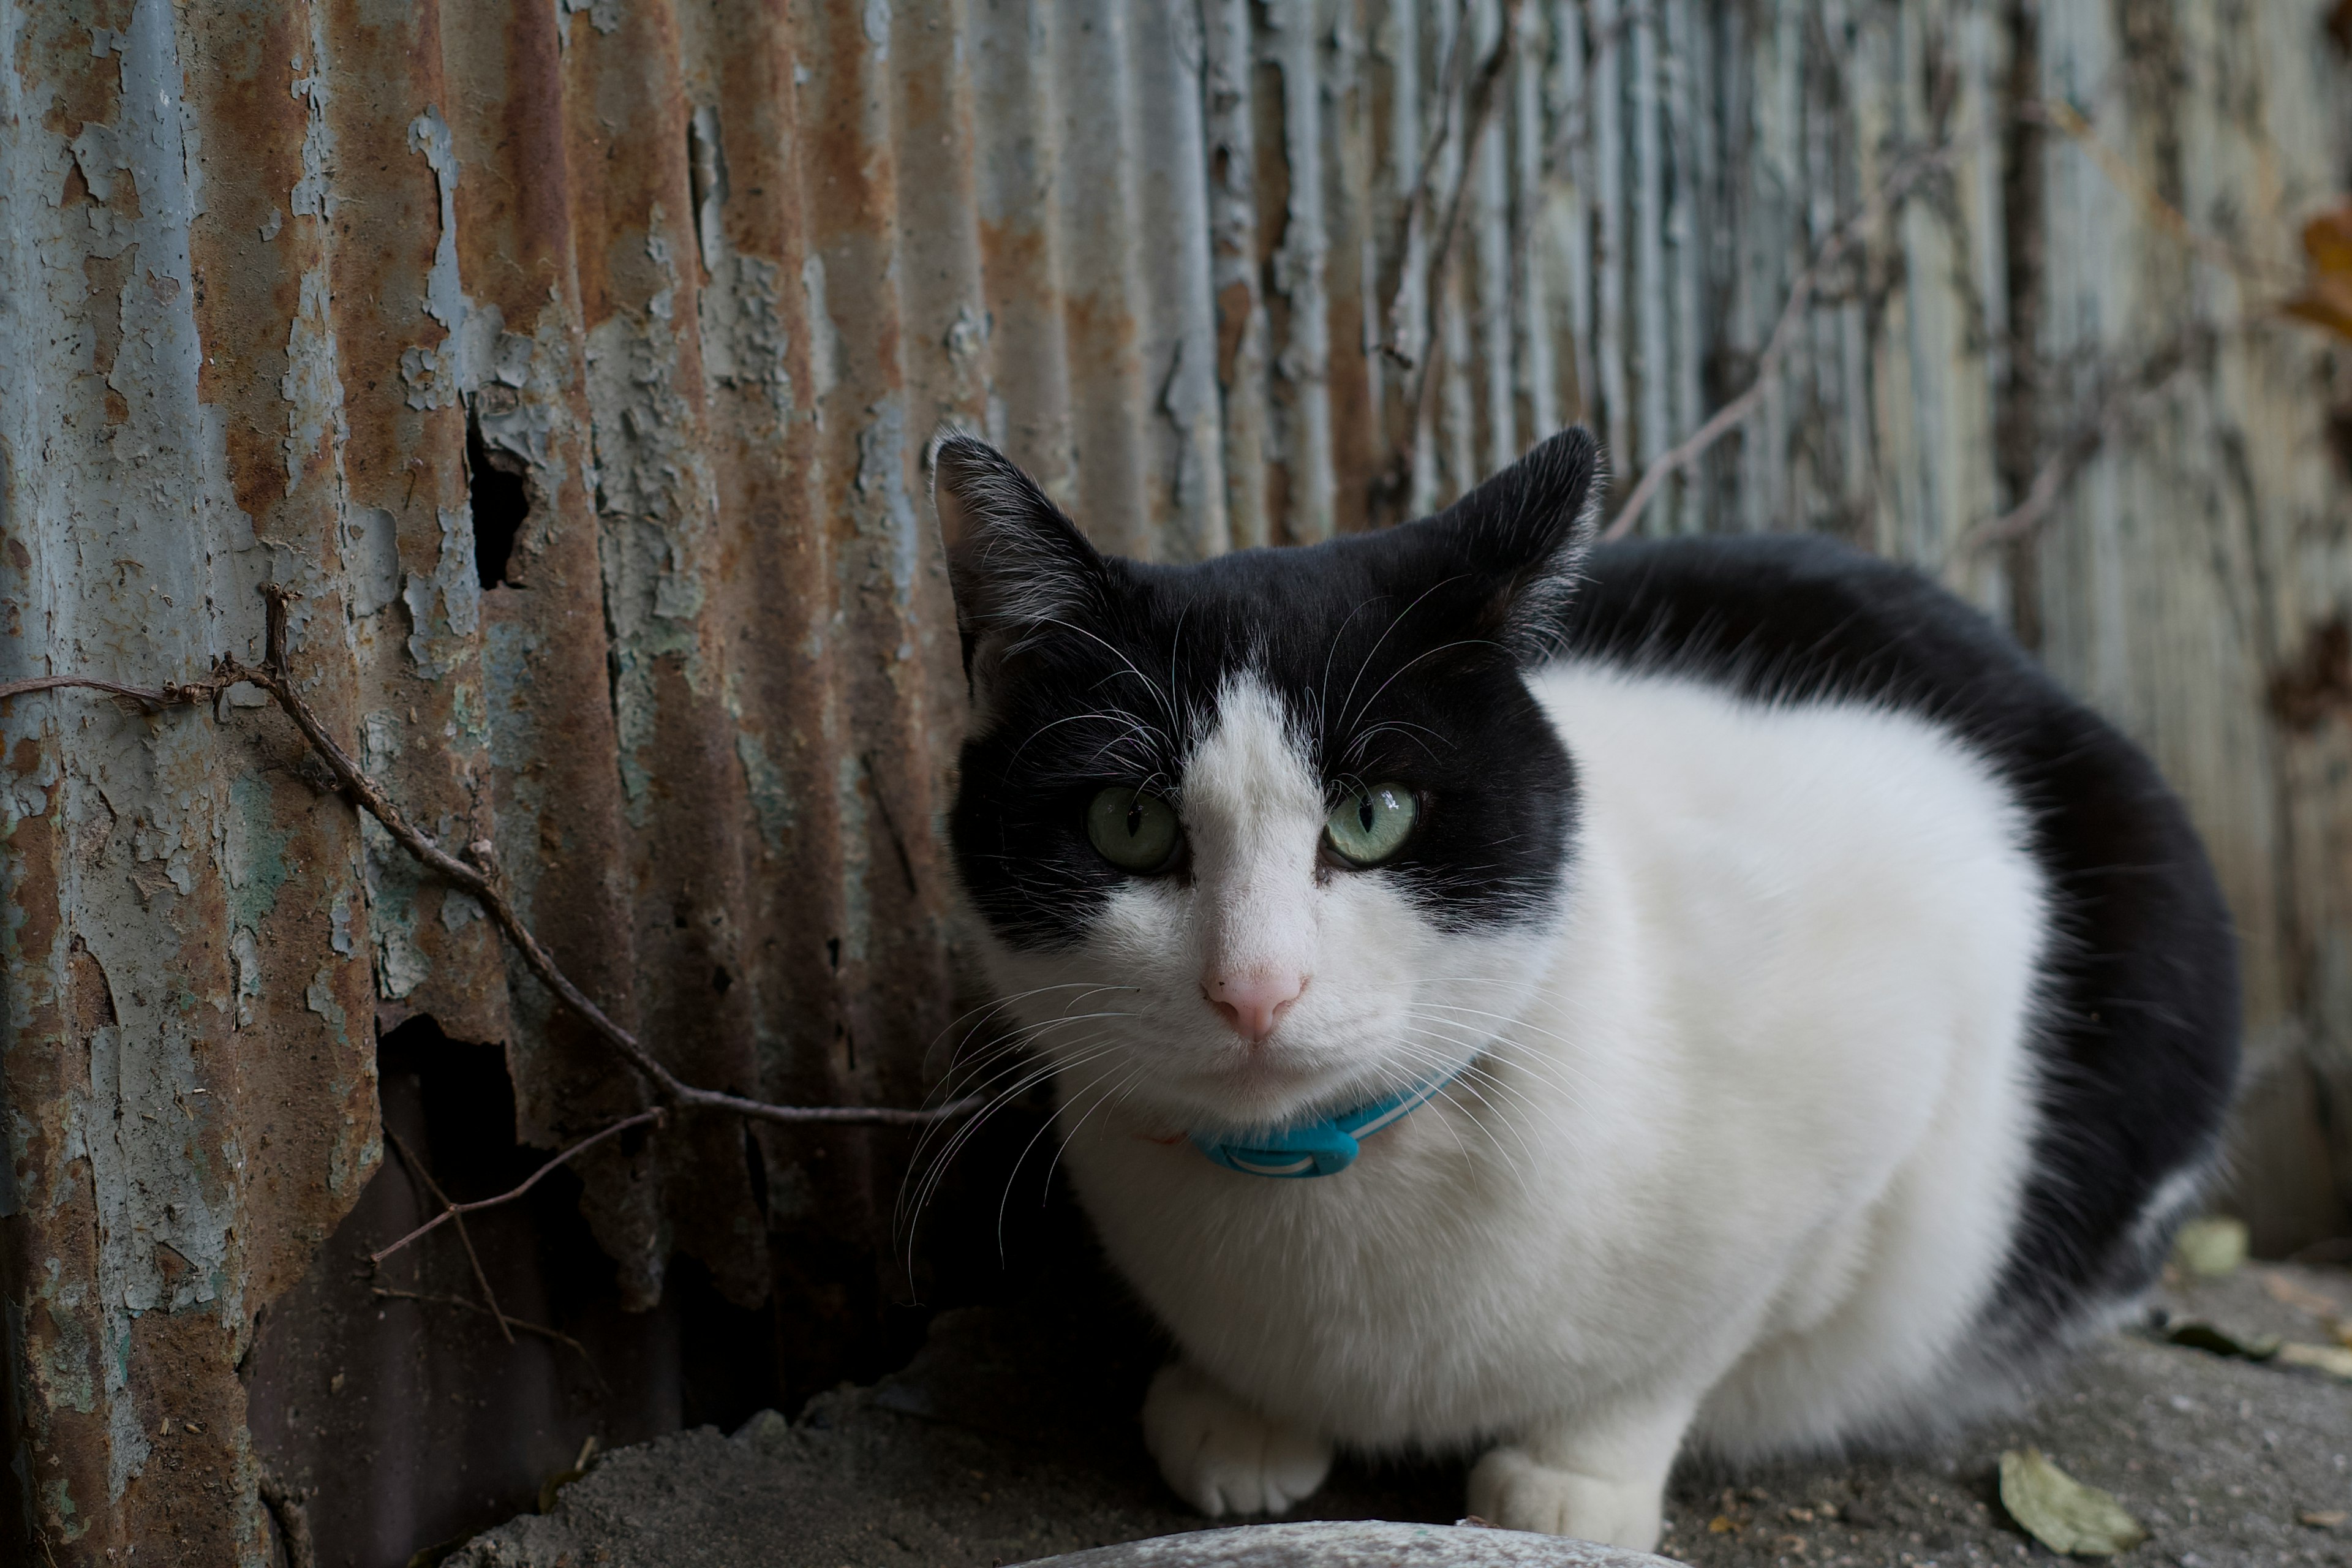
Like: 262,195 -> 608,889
449,1258 -> 2352,1568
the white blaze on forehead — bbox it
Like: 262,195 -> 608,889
1182,673 -> 1325,976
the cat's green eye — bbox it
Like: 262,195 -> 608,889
1324,783 -> 1418,867
1085,787 -> 1182,872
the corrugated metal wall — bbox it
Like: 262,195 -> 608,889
2,0 -> 2346,1559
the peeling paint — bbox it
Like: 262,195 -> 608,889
343,506 -> 402,618
374,920 -> 427,1002
854,399 -> 921,626
587,212 -> 721,818
402,507 -> 482,676
800,252 -> 840,407
400,106 -> 467,411
732,729 -> 795,854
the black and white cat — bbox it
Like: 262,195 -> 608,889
930,427 -> 2239,1551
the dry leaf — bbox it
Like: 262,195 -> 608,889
2172,1216 -> 2247,1276
1708,1515 -> 1739,1534
537,1434 -> 601,1515
2260,1269 -> 2345,1317
2257,1270 -> 2352,1345
2282,202 -> 2352,342
2165,1319 -> 2282,1360
1999,1448 -> 2150,1558
2278,1341 -> 2352,1381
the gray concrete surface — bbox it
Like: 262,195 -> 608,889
1018,1521 -> 1670,1565
448,1262 -> 2352,1568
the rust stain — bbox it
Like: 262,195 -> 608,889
6,805 -> 125,1558
1216,279 -> 1253,387
2269,616 -> 2352,731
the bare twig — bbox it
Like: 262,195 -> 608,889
2027,99 -> 2293,292
1538,2 -> 1657,183
371,1286 -> 608,1387
388,1131 -> 512,1343
227,587 -> 982,1131
371,1108 -> 664,1265
0,673 -> 233,708
1602,142 -> 1955,541
1378,22 -> 1473,371
1374,0 -> 1531,514
1382,0 -> 1529,373
1969,432 -> 2099,554
1952,346 -> 2196,557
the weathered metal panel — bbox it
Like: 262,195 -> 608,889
2026,0 -> 2352,1254
2,1 -> 2348,1561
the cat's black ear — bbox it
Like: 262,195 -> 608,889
930,431 -> 1108,699
1430,426 -> 1605,663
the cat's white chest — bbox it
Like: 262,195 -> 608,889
1059,1099 -> 1670,1446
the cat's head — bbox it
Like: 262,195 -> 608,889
935,429 -> 1602,1134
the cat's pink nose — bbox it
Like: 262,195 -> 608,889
1204,970 -> 1306,1043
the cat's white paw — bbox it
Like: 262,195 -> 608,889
1467,1445 -> 1665,1550
1141,1362 -> 1332,1517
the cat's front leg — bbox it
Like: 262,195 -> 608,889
1466,1394 -> 1696,1550
1141,1360 -> 1333,1517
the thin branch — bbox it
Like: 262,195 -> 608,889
0,673 -> 233,708
388,1131 -> 512,1343
371,1108 -> 664,1265
2027,99 -> 2294,293
1378,20 -> 1474,372
1602,142 -> 1954,542
1537,2 -> 1657,184
1382,0 -> 1529,374
1951,347 -> 2196,557
370,1286 -> 608,1388
227,587 -> 982,1131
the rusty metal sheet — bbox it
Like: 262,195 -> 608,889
2,1 -> 2349,1562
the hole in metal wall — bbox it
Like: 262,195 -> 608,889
242,1017 -> 780,1567
466,402 -> 530,590
742,1120 -> 768,1221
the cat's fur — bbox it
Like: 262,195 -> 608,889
931,427 -> 2239,1550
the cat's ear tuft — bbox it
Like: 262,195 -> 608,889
930,430 -> 1107,697
1434,426 -> 1606,663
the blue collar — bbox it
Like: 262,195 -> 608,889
1190,1068 -> 1460,1179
